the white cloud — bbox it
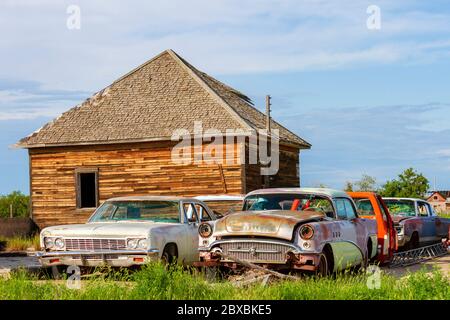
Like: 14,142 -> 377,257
0,0 -> 450,91
437,149 -> 450,157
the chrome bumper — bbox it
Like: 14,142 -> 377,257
36,249 -> 159,267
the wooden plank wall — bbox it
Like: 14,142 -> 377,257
244,144 -> 300,192
30,141 -> 243,228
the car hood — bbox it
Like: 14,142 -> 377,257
213,210 -> 325,241
41,221 -> 176,238
392,215 -> 414,225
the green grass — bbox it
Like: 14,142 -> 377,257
0,234 -> 40,252
438,212 -> 450,219
0,263 -> 448,300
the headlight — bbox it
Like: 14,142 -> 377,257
299,225 -> 314,240
44,237 -> 54,249
127,238 -> 138,249
198,223 -> 213,238
137,239 -> 148,249
54,238 -> 65,249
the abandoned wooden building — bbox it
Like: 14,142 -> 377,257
17,49 -> 311,228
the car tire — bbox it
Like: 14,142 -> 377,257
406,232 -> 419,250
161,244 -> 178,265
316,253 -> 329,277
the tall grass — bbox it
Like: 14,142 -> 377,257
0,234 -> 40,252
0,263 -> 448,300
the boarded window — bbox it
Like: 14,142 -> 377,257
76,169 -> 98,208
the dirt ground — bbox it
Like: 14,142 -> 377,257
382,254 -> 450,278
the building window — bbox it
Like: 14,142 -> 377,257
75,169 -> 98,208
434,196 -> 438,200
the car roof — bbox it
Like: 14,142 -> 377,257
105,196 -> 197,202
245,188 -> 351,199
195,195 -> 244,201
382,197 -> 425,202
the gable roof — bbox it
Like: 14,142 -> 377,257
17,49 -> 311,149
428,191 -> 450,199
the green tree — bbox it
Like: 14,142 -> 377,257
344,181 -> 354,192
354,174 -> 377,191
379,168 -> 429,198
0,191 -> 30,218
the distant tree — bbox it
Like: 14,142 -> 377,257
379,168 -> 429,198
344,181 -> 354,192
314,183 -> 328,188
354,174 -> 377,192
0,191 -> 29,218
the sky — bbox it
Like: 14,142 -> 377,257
1,0 -> 450,194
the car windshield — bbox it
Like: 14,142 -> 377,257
354,198 -> 375,216
243,193 -> 334,218
89,200 -> 180,223
384,199 -> 416,217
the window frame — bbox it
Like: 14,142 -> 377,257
333,197 -> 358,220
75,167 -> 99,210
182,202 -> 199,224
417,201 -> 430,217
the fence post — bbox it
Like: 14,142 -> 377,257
9,203 -> 13,218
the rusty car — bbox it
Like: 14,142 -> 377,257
196,188 -> 378,275
348,192 -> 397,264
36,196 -> 217,267
383,197 -> 450,250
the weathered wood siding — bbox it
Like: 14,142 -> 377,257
30,141 -> 243,228
244,144 -> 300,192
201,200 -> 244,216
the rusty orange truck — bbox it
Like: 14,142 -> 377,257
348,192 -> 397,264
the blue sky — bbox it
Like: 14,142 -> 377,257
1,0 -> 450,194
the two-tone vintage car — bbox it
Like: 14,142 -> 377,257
37,196 -> 217,267
383,197 -> 450,250
196,188 -> 378,275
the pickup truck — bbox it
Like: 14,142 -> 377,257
383,197 -> 450,250
348,192 -> 397,264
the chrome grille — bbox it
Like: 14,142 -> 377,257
218,241 -> 291,263
77,254 -> 119,260
65,238 -> 126,251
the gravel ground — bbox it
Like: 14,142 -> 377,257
0,256 -> 41,277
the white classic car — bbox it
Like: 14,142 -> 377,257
36,196 -> 217,267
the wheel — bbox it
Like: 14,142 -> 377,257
316,253 -> 329,277
362,240 -> 372,269
161,244 -> 178,265
406,232 -> 419,250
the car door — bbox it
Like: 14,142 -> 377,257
333,198 -> 363,268
417,201 -> 437,243
181,202 -> 201,263
377,195 -> 396,258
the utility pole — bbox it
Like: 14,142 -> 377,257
9,203 -> 13,219
265,95 -> 271,133
264,95 -> 272,189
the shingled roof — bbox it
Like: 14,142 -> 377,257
17,49 -> 311,149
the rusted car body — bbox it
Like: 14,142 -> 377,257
197,188 -> 378,274
349,192 -> 397,263
36,196 -> 217,267
383,197 -> 450,250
